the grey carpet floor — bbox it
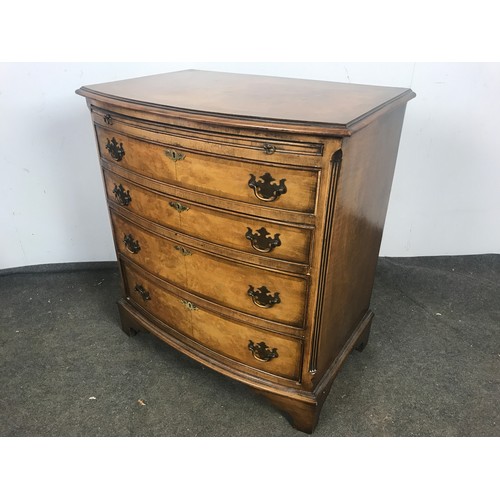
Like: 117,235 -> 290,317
1,255 -> 498,437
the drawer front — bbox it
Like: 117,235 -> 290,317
96,125 -> 319,214
122,262 -> 303,380
112,213 -> 308,328
93,107 -> 324,167
104,169 -> 313,265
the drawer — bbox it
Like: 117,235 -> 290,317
122,262 -> 303,380
103,169 -> 313,265
95,125 -> 319,215
92,107 -> 324,167
111,212 -> 308,328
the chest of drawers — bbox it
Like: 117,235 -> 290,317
76,70 -> 415,433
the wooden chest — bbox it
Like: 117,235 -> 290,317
76,70 -> 415,433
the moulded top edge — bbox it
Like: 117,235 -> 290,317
76,70 -> 416,136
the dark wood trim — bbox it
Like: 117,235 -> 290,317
117,298 -> 307,388
109,207 -> 313,277
77,87 -> 415,137
309,148 -> 343,372
120,255 -> 307,337
102,160 -> 319,225
92,106 -> 325,159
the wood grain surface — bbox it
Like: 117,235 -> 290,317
77,70 -> 415,433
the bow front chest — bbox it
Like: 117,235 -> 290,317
77,70 -> 415,433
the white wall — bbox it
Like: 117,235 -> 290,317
1,62 -> 499,270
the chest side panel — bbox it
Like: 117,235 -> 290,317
312,104 -> 409,379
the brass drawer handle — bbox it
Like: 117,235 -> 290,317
103,114 -> 113,125
248,340 -> 278,362
247,285 -> 281,309
123,234 -> 141,254
180,299 -> 198,311
263,143 -> 276,155
245,227 -> 281,253
248,173 -> 287,202
169,201 -> 189,213
134,284 -> 151,301
113,183 -> 132,206
175,245 -> 192,256
106,137 -> 125,162
165,149 -> 186,162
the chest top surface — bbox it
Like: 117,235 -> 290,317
76,69 -> 415,133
